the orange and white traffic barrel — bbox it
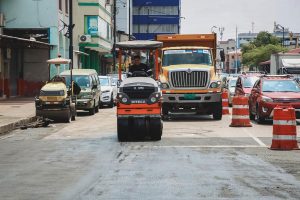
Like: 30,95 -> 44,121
271,106 -> 299,150
222,90 -> 230,115
230,96 -> 252,127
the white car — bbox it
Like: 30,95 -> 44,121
99,76 -> 117,108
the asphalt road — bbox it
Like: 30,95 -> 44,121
1,108 -> 300,200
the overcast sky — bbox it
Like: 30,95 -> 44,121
181,0 -> 300,40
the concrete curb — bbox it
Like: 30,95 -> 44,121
0,116 -> 37,135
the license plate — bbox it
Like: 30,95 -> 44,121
131,100 -> 146,104
184,94 -> 196,100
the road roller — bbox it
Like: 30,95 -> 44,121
35,56 -> 80,122
115,40 -> 163,141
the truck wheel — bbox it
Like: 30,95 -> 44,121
213,102 -> 222,120
162,104 -> 169,120
150,118 -> 163,141
117,118 -> 128,142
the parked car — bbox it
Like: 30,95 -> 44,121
99,76 -> 117,108
235,73 -> 260,97
227,77 -> 238,106
249,75 -> 300,123
60,69 -> 101,115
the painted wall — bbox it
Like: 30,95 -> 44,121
0,0 -> 70,78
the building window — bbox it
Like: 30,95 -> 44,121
133,24 -> 178,34
65,0 -> 69,14
133,6 -> 179,15
59,0 -> 62,11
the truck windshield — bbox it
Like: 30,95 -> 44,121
243,77 -> 259,88
262,80 -> 300,92
162,49 -> 212,66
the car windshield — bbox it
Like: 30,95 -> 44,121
262,80 -> 300,92
100,78 -> 110,86
229,79 -> 237,87
63,75 -> 91,89
162,49 -> 212,66
243,76 -> 259,88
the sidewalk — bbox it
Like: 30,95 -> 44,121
0,97 -> 36,134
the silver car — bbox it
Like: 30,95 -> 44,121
227,77 -> 238,106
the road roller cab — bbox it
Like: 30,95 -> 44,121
115,40 -> 163,141
35,56 -> 80,122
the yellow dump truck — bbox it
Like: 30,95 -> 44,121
156,34 -> 224,120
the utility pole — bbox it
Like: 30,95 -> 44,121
235,26 -> 238,74
128,0 -> 131,40
113,0 -> 117,73
68,0 -> 74,93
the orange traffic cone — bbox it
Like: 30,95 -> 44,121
222,90 -> 230,115
230,96 -> 252,127
271,106 -> 299,150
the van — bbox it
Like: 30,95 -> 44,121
60,69 -> 101,115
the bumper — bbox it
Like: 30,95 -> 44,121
76,99 -> 94,110
162,93 -> 221,103
101,93 -> 112,103
117,114 -> 161,119
260,102 -> 300,119
36,108 -> 70,120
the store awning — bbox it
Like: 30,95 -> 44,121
282,59 -> 300,67
0,34 -> 51,49
74,50 -> 89,56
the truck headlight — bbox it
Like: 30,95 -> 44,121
210,81 -> 221,88
148,92 -> 161,104
117,93 -> 131,104
161,83 -> 169,89
261,96 -> 273,103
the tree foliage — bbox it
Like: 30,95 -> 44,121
241,31 -> 287,67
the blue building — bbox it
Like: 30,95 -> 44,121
132,0 -> 181,40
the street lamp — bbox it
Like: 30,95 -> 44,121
276,23 -> 285,47
211,26 -> 217,33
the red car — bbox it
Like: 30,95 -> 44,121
249,75 -> 300,123
235,73 -> 260,97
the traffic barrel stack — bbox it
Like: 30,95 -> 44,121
230,96 -> 252,127
222,90 -> 230,115
271,106 -> 299,150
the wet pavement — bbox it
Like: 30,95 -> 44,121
0,108 -> 300,200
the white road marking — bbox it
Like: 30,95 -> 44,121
227,115 -> 267,147
242,128 -> 267,147
148,145 -> 265,148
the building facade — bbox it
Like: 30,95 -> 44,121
0,0 -> 70,98
132,0 -> 181,40
73,0 -> 113,75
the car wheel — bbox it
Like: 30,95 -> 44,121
95,100 -> 99,113
64,109 -> 71,123
89,101 -> 96,115
109,94 -> 114,108
255,105 -> 265,124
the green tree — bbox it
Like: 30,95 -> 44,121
241,31 -> 286,67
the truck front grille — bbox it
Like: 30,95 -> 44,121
122,87 -> 155,99
170,71 -> 209,88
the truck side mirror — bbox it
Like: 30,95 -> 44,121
220,50 -> 225,62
